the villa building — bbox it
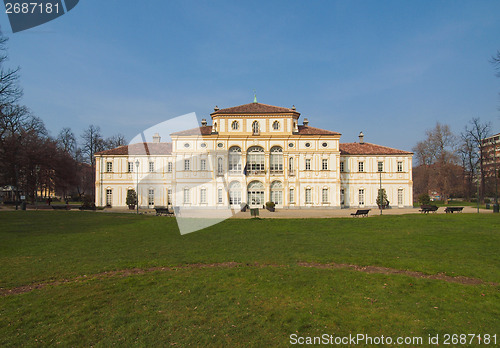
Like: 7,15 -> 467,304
95,102 -> 413,209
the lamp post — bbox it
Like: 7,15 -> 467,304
494,138 -> 499,213
135,160 -> 140,214
379,170 -> 383,216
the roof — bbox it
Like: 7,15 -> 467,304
95,142 -> 172,156
211,102 -> 300,115
171,126 -> 212,136
340,142 -> 412,155
298,125 -> 341,136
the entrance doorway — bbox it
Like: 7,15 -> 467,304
247,181 -> 264,207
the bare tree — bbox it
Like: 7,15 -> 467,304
491,50 -> 500,77
458,131 -> 479,200
80,125 -> 105,167
0,30 -> 22,107
412,123 -> 459,200
57,127 -> 76,154
106,133 -> 127,149
463,117 -> 491,202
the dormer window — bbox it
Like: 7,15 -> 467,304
231,121 -> 239,130
252,121 -> 260,135
272,121 -> 280,130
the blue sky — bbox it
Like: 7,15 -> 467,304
1,0 -> 499,151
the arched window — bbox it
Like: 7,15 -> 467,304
247,180 -> 264,207
247,146 -> 265,174
270,146 -> 283,174
270,181 -> 283,205
229,181 -> 242,205
272,121 -> 280,130
213,122 -> 217,132
229,146 -> 242,174
231,121 -> 239,130
252,121 -> 260,135
217,157 -> 224,175
289,156 -> 294,175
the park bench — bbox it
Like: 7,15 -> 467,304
351,209 -> 370,217
52,205 -> 70,210
444,206 -> 464,213
154,206 -> 174,216
419,205 -> 438,213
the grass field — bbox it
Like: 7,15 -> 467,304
1,211 -> 499,346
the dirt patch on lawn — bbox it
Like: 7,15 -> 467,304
1,261 -> 495,296
296,262 -> 495,285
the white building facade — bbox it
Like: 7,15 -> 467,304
95,102 -> 413,209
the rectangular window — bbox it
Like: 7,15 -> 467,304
358,189 -> 365,205
200,188 -> 207,203
149,161 -> 155,173
183,188 -> 190,204
167,189 -> 172,205
200,159 -> 206,171
289,188 -> 295,203
148,189 -> 154,207
305,159 -> 311,170
128,162 -> 134,173
358,161 -> 364,172
398,189 -> 404,206
106,162 -> 113,173
167,162 -> 172,173
322,188 -> 328,203
218,188 -> 223,204
340,188 -> 345,205
305,188 -> 312,203
378,161 -> 383,172
289,157 -> 294,175
322,159 -> 328,170
106,189 -> 112,206
397,161 -> 403,172
340,161 -> 344,172
217,158 -> 224,175
184,159 -> 190,171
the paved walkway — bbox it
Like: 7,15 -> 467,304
230,206 -> 491,219
1,205 -> 492,218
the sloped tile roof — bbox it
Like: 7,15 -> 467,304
340,142 -> 412,155
95,142 -> 172,156
170,126 -> 213,136
211,102 -> 299,115
298,125 -> 341,136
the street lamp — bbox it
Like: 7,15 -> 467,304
494,137 -> 499,213
379,170 -> 383,216
135,160 -> 140,214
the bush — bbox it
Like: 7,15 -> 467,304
484,198 -> 491,204
418,193 -> 431,205
376,188 -> 389,208
126,189 -> 137,206
266,201 -> 275,209
80,195 -> 96,210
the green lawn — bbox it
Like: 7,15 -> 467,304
1,212 -> 499,346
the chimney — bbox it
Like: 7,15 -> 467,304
201,119 -> 207,126
153,133 -> 161,143
214,105 -> 219,111
303,118 -> 309,126
359,131 -> 364,144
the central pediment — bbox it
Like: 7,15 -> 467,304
210,102 -> 300,117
